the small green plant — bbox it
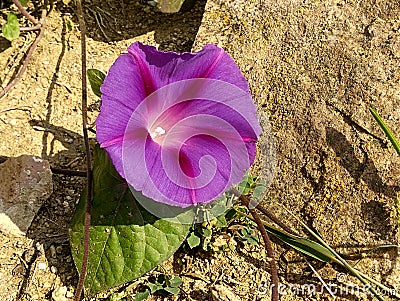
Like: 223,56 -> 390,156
183,173 -> 265,251
238,225 -> 259,245
107,292 -> 127,301
134,274 -> 182,301
1,0 -> 30,41
369,108 -> 400,156
186,216 -> 232,252
185,204 -> 260,252
2,12 -> 20,41
370,107 -> 400,230
237,173 -> 268,203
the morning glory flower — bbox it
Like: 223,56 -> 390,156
96,42 -> 262,208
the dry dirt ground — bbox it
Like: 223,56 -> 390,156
0,0 -> 400,300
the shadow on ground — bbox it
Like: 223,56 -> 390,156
326,127 -> 398,200
81,0 -> 206,52
18,123 -> 87,298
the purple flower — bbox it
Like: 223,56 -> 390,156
96,42 -> 261,208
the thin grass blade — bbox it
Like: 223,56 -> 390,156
369,108 -> 400,156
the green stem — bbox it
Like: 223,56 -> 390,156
369,108 -> 400,156
357,271 -> 400,299
280,205 -> 388,300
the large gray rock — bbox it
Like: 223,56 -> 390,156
194,0 -> 400,298
0,155 -> 53,236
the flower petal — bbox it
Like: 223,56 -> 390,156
97,43 -> 262,208
127,43 -> 249,92
97,53 -> 148,151
120,79 -> 260,207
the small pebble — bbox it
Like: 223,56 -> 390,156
51,266 -> 58,273
52,286 -> 68,301
36,242 -> 45,254
37,262 -> 47,270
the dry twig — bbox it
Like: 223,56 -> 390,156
239,194 -> 280,301
12,0 -> 39,25
0,1 -> 47,99
74,0 -> 93,300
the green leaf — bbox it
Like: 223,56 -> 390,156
246,235 -> 259,245
20,0 -> 30,5
200,227 -> 212,238
147,283 -> 162,294
135,290 -> 150,301
253,184 -> 267,200
164,286 -> 180,295
369,107 -> 400,156
66,19 -> 74,32
169,276 -> 182,287
215,215 -> 227,228
186,232 -> 201,249
263,224 -> 338,264
69,146 -> 191,296
87,69 -> 106,98
238,209 -> 338,264
2,13 -> 20,41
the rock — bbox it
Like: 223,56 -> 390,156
0,155 -> 53,236
51,285 -> 68,301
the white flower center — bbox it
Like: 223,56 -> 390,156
150,126 -> 166,142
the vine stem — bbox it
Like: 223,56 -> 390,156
74,0 -> 92,300
12,0 -> 39,25
255,203 -> 296,235
0,8 -> 46,99
239,194 -> 279,301
20,24 -> 42,31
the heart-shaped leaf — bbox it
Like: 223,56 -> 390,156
186,232 -> 201,249
87,69 -> 106,98
69,146 -> 191,296
2,13 -> 20,41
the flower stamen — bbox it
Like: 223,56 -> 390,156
150,126 -> 166,143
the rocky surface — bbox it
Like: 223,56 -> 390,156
194,0 -> 400,297
0,155 -> 53,235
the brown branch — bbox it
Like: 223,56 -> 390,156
230,188 -> 296,235
0,9 -> 46,99
47,0 -> 55,16
20,24 -> 42,31
255,203 -> 297,235
12,0 -> 39,25
74,0 -> 93,300
240,195 -> 279,301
